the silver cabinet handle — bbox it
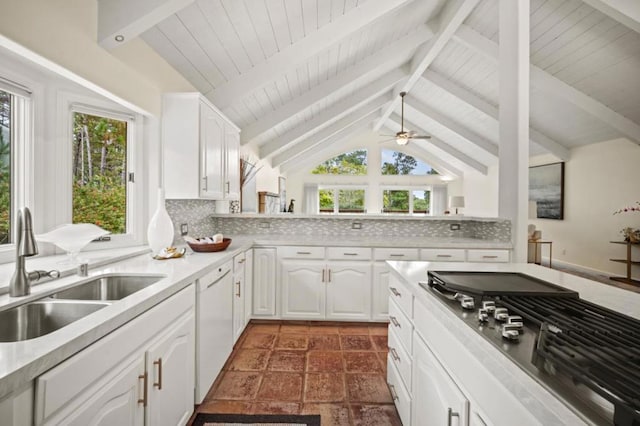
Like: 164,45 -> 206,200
390,347 -> 400,362
388,383 -> 399,401
236,281 -> 241,297
322,269 -> 325,282
483,255 -> 499,259
436,254 -> 452,258
226,181 -> 230,194
202,176 -> 207,191
296,251 -> 311,255
447,408 -> 460,426
389,316 -> 400,328
389,254 -> 404,257
328,269 -> 331,283
343,252 -> 358,256
390,287 -> 401,297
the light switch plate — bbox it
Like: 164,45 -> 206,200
180,223 -> 188,236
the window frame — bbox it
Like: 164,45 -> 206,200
0,79 -> 34,263
381,185 -> 432,215
61,94 -> 144,251
318,185 -> 367,214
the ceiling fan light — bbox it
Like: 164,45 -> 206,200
395,136 -> 409,146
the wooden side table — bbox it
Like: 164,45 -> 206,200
609,241 -> 640,285
528,240 -> 552,268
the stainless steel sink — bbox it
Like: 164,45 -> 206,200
0,300 -> 110,342
50,274 -> 165,301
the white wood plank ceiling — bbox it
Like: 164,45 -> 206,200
100,0 -> 640,176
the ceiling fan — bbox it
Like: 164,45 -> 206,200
380,91 -> 431,145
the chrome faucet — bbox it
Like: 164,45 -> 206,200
9,207 -> 58,297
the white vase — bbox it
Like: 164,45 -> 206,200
147,188 -> 174,254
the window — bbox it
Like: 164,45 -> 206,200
0,90 -> 11,244
381,149 -> 438,175
382,188 -> 431,214
69,104 -> 140,243
319,187 -> 366,214
312,149 -> 367,175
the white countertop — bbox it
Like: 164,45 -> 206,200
0,236 -> 509,400
386,261 -> 640,424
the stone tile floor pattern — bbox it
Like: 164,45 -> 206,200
193,321 -> 402,426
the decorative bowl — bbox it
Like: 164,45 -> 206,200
187,238 -> 232,253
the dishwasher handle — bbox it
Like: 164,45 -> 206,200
206,269 -> 231,288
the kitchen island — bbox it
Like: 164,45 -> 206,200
385,261 -> 640,426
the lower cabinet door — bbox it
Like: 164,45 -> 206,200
412,333 -> 469,426
325,262 -> 371,320
147,311 -> 195,426
281,260 -> 325,319
45,354 -> 145,426
232,272 -> 245,342
372,262 -> 390,320
244,249 -> 254,325
387,359 -> 411,426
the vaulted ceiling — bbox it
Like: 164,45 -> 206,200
99,0 -> 640,178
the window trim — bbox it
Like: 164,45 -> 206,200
381,185 -> 433,215
318,185 -> 367,214
60,93 -> 144,251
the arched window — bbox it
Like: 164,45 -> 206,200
380,149 -> 438,175
312,149 -> 367,175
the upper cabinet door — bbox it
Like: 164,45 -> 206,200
200,101 -> 225,199
225,125 -> 240,200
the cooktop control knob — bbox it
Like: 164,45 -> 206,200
501,324 -> 520,341
460,296 -> 475,310
482,300 -> 496,314
507,315 -> 523,330
494,307 -> 509,321
477,308 -> 489,322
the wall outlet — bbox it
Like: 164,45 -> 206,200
450,223 -> 461,231
259,221 -> 271,229
180,223 -> 188,236
352,221 -> 362,230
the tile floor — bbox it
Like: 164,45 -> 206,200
193,321 -> 402,426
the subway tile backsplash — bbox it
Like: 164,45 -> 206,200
166,199 -> 510,243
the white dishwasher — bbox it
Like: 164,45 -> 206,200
196,260 -> 233,403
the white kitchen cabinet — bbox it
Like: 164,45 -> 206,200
325,261 -> 371,320
412,332 -> 469,426
420,248 -> 466,262
281,260 -> 325,319
146,313 -> 195,426
244,249 -> 253,325
466,249 -> 510,263
0,382 -> 34,426
35,285 -> 195,426
232,252 -> 247,342
162,93 -> 240,200
372,263 -> 390,320
253,248 -> 277,317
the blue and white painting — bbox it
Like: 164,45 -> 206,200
529,163 -> 564,220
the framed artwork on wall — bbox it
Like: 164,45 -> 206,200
529,162 -> 564,220
278,176 -> 286,213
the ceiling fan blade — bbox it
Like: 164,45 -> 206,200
410,135 -> 432,140
377,138 -> 397,144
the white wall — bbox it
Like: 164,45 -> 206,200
528,138 -> 640,277
286,130 -> 458,214
462,165 -> 500,217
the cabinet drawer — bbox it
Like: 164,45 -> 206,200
326,247 -> 371,260
387,358 -> 411,426
388,328 -> 412,390
420,248 -> 466,262
467,249 -> 510,263
374,248 -> 419,261
388,299 -> 412,355
234,252 -> 246,273
388,274 -> 413,319
278,246 -> 325,259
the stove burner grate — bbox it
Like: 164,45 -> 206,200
501,296 -> 640,426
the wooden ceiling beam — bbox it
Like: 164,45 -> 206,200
98,0 -> 194,49
388,114 -> 488,175
404,97 -> 499,157
239,25 -> 433,145
422,70 -> 570,160
373,0 -> 480,131
581,0 -> 640,34
272,104 -> 387,167
260,72 -> 404,158
208,0 -> 412,110
453,24 -> 640,145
